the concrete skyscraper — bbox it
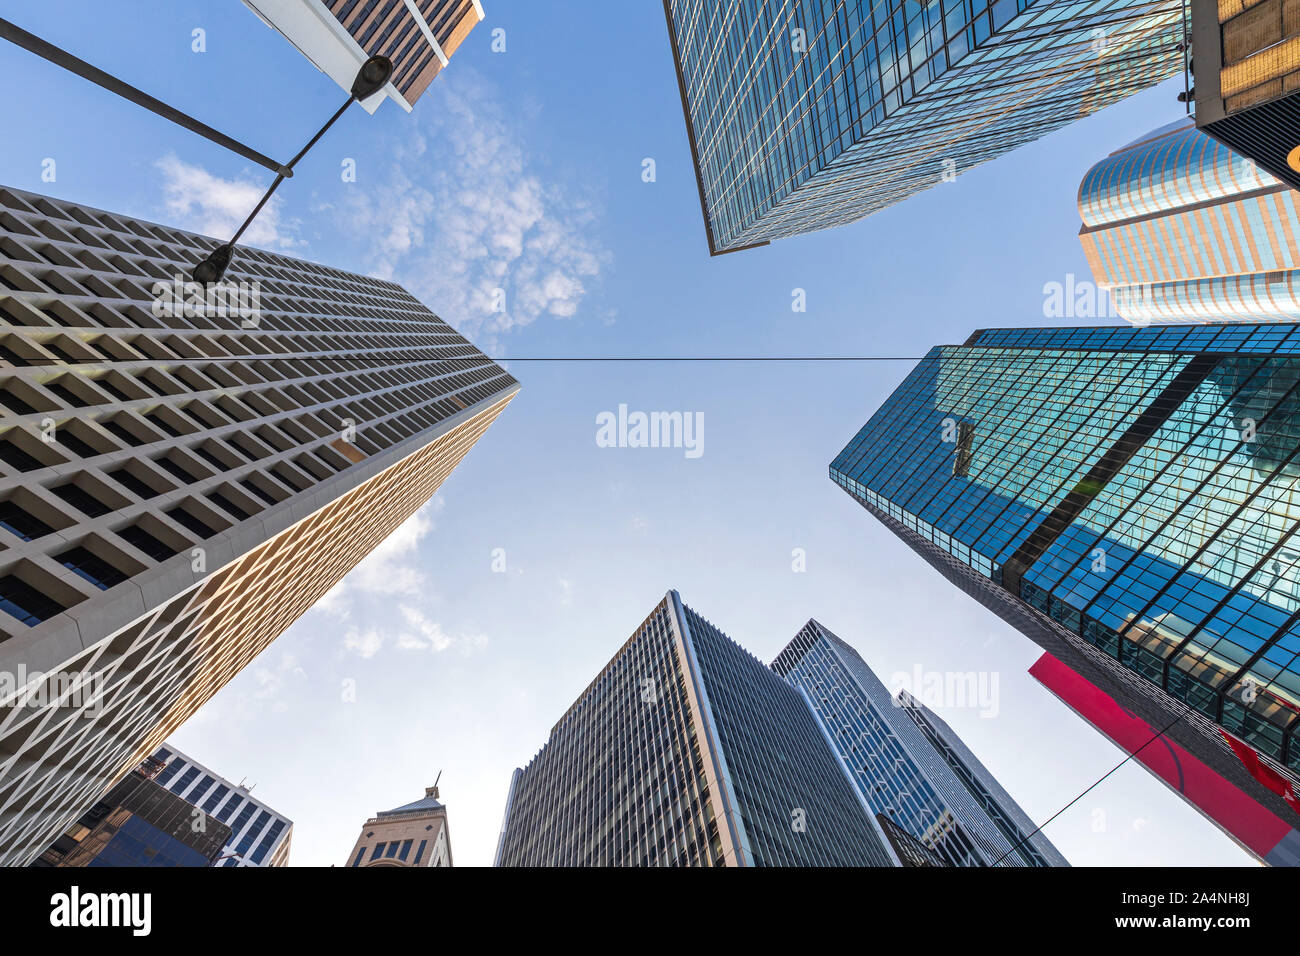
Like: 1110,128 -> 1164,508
495,591 -> 899,867
831,321 -> 1300,865
1078,119 -> 1300,324
346,782 -> 452,867
242,0 -> 485,112
0,184 -> 517,865
774,619 -> 1068,866
663,0 -> 1185,254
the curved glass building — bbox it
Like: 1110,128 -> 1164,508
1079,119 -> 1300,324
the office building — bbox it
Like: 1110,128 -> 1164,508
495,591 -> 899,867
242,0 -> 485,112
33,754 -> 231,867
831,321 -> 1300,863
346,782 -> 452,867
1078,119 -> 1300,324
150,744 -> 292,867
773,619 -> 1068,866
1191,0 -> 1300,193
663,0 -> 1185,254
0,183 -> 518,865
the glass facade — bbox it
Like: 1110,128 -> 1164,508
1079,119 -> 1300,324
665,0 -> 1183,252
148,745 -> 293,867
832,322 -> 1300,791
773,620 -> 1067,865
494,592 -> 896,866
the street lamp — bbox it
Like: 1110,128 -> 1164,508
192,55 -> 394,284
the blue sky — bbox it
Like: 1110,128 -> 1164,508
0,1 -> 1255,866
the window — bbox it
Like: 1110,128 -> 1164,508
100,418 -> 144,447
202,784 -> 230,814
0,500 -> 53,541
155,758 -> 184,787
0,574 -> 66,625
397,839 -> 413,861
250,820 -> 285,865
109,468 -> 160,500
54,430 -> 99,459
143,413 -> 182,438
166,507 -> 218,539
240,478 -> 280,506
207,491 -> 251,521
45,382 -> 88,408
0,438 -> 43,472
193,446 -> 229,472
172,767 -> 200,793
155,456 -> 199,484
117,524 -> 178,561
92,377 -> 132,402
384,841 -> 400,858
0,388 -> 36,415
352,847 -> 366,867
50,482 -> 110,518
370,842 -> 387,861
55,546 -> 128,590
413,839 -> 427,865
217,795 -> 244,823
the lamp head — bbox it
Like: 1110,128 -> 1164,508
351,55 -> 393,100
193,243 -> 234,284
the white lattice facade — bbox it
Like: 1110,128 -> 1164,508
0,185 -> 518,865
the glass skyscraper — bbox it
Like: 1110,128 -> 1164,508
1079,119 -> 1300,324
773,619 -> 1068,866
663,0 -> 1184,254
831,321 -> 1300,858
494,591 -> 899,867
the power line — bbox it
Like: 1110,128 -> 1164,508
990,703 -> 1197,865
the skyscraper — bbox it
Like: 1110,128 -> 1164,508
1190,0 -> 1300,193
831,321 -> 1300,863
242,0 -> 485,112
773,619 -> 1068,866
663,0 -> 1185,254
345,782 -> 452,867
149,744 -> 293,867
0,183 -> 517,865
1078,119 -> 1300,324
494,591 -> 899,867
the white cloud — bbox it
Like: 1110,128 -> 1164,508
324,497 -> 443,614
394,605 -> 488,656
335,69 -> 608,351
154,153 -> 303,250
252,653 -> 308,698
343,626 -> 385,659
